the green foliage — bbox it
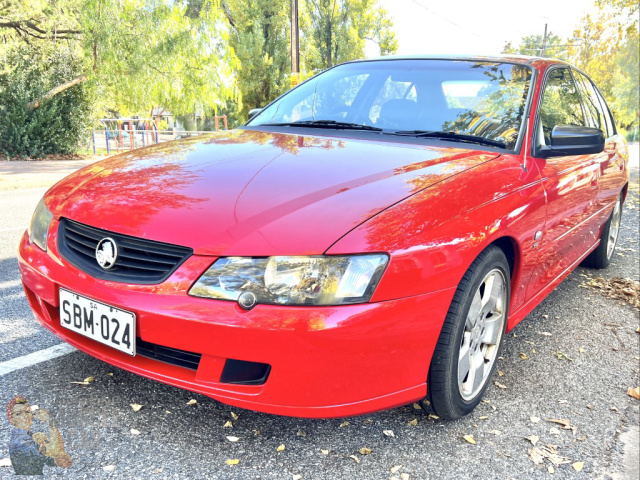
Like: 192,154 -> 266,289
224,0 -> 291,119
301,0 -> 397,72
0,45 -> 94,157
502,32 -> 567,59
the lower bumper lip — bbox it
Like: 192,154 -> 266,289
18,229 -> 456,417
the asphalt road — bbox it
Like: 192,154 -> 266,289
1,150 -> 638,480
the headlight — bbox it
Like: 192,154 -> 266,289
189,254 -> 388,308
28,198 -> 53,251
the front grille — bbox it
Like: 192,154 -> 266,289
136,339 -> 202,370
58,218 -> 192,284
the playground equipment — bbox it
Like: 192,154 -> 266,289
92,116 -> 228,154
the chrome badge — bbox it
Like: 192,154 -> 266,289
96,238 -> 118,270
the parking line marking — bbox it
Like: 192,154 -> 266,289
0,343 -> 75,376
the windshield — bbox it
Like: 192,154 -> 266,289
247,59 -> 533,150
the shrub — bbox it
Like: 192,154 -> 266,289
0,46 -> 94,158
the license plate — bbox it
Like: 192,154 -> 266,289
59,288 -> 136,356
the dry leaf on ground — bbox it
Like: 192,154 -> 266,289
71,376 -> 95,385
277,444 -> 285,452
572,462 -> 584,471
130,403 -> 143,412
321,449 -> 329,455
463,434 -> 476,444
223,421 -> 233,428
226,436 -> 239,442
359,447 -> 371,455
103,465 -> 116,471
230,412 -> 239,420
390,465 -> 402,473
349,455 -> 360,464
407,419 -> 418,426
383,430 -> 395,437
494,381 -> 507,389
339,421 -> 350,428
627,387 -> 640,400
186,399 -> 197,405
130,429 -> 140,435
525,435 -> 539,445
583,277 -> 640,308
225,459 -> 239,466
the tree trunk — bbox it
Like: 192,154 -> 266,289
26,75 -> 88,110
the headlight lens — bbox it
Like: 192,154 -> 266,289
28,198 -> 53,251
189,254 -> 388,307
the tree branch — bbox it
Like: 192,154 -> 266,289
26,75 -> 88,110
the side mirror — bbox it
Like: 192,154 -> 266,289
248,108 -> 263,121
535,125 -> 605,158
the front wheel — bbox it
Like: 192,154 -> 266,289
582,194 -> 623,269
427,246 -> 510,420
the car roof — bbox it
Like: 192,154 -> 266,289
352,54 -> 567,66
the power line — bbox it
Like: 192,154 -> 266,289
409,0 -> 485,40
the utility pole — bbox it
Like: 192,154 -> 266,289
290,0 -> 300,88
541,23 -> 548,57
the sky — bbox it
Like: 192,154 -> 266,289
365,0 -> 602,57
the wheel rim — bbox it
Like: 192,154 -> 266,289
458,269 -> 507,401
607,199 -> 622,260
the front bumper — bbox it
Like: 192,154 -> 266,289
18,222 -> 455,417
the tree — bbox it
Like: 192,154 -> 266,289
301,0 -> 397,72
1,0 -> 238,116
222,0 -> 291,118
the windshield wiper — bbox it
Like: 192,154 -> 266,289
261,120 -> 383,132
387,130 -> 507,149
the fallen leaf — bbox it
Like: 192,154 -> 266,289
498,370 -> 504,376
296,430 -> 306,437
223,421 -> 233,428
542,314 -> 549,319
103,465 -> 116,471
130,429 -> 140,435
230,412 -> 239,420
539,331 -> 552,336
550,427 -> 561,435
529,447 -> 544,465
548,465 -> 555,473
463,434 -> 476,445
383,430 -> 395,438
489,430 -> 502,435
479,416 -> 489,420
107,373 -> 114,376
339,421 -> 350,428
401,474 -> 410,480
277,444 -> 285,452
627,387 -> 640,400
321,449 -> 329,455
525,435 -> 539,445
579,347 -> 586,354
0,458 -> 11,467
407,419 -> 418,426
636,327 -> 640,334
494,381 -> 507,389
130,403 -> 143,412
427,414 -> 439,420
225,459 -> 239,466
349,455 -> 360,464
532,348 -> 537,354
226,436 -> 239,442
520,353 -> 528,360
412,403 -> 422,410
71,376 -> 95,385
152,467 -> 163,474
359,447 -> 371,455
546,418 -> 571,429
186,399 -> 197,405
293,475 -> 302,480
530,416 -> 540,423
391,465 -> 402,473
572,462 -> 584,472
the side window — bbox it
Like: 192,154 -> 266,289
594,87 -> 615,138
573,71 -> 604,133
539,68 -> 585,145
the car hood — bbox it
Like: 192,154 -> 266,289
45,129 -> 499,256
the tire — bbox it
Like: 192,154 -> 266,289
582,194 -> 623,269
427,245 -> 510,420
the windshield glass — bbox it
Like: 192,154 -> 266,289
247,59 -> 533,150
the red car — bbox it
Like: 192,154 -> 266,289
19,56 -> 629,419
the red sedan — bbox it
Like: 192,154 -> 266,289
19,56 -> 629,419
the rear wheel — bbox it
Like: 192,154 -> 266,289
427,246 -> 510,420
582,194 -> 622,269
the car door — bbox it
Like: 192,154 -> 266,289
526,67 -> 602,299
573,70 -> 627,219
